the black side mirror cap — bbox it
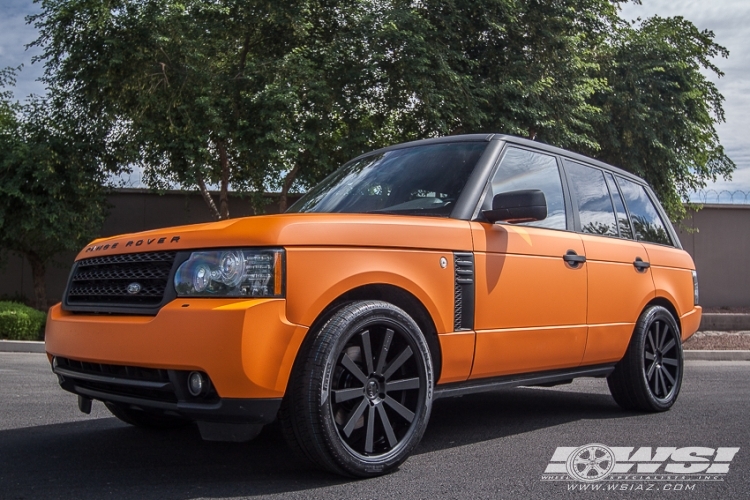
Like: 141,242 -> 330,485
483,189 -> 547,224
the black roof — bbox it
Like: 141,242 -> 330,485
353,133 -> 645,185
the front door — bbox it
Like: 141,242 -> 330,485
469,147 -> 588,379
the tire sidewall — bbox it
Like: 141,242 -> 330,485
634,306 -> 684,411
314,301 -> 434,476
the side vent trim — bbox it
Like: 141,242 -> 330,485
454,252 -> 475,331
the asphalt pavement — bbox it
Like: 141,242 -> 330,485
1,353 -> 748,500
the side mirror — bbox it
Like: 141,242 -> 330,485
483,189 -> 547,224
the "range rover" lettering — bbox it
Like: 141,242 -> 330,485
84,235 -> 180,253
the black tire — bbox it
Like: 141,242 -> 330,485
280,300 -> 434,477
607,305 -> 683,412
105,402 -> 189,429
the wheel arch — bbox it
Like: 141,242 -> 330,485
301,284 -> 443,383
644,297 -> 681,335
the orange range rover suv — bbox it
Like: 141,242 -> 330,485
46,134 -> 701,477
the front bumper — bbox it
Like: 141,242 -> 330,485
45,298 -> 309,423
53,356 -> 281,424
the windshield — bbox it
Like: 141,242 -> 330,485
287,142 -> 488,216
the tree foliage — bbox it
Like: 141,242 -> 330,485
29,0 -> 734,221
588,15 -> 734,220
0,68 -> 115,310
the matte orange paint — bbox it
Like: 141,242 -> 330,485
46,298 -> 303,399
436,332 -> 476,383
470,222 -> 589,377
47,211 -> 701,399
580,235 -> 656,365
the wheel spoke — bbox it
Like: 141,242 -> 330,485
662,366 -> 676,386
360,330 -> 374,375
375,328 -> 394,375
383,346 -> 413,380
342,397 -> 369,437
386,377 -> 420,392
657,368 -> 667,397
662,338 -> 676,354
648,369 -> 658,395
647,330 -> 657,355
658,323 -> 669,350
654,322 -> 662,351
334,387 -> 364,403
645,351 -> 655,361
662,356 -> 679,367
593,463 -> 609,474
646,360 -> 657,381
341,354 -> 368,384
365,404 -> 375,453
376,402 -> 398,447
384,395 -> 415,423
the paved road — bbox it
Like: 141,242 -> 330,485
1,353 -> 748,499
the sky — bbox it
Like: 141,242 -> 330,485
1,0 -> 748,202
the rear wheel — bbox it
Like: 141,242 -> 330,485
280,300 -> 434,477
607,305 -> 683,412
105,402 -> 189,429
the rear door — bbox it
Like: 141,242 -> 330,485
562,159 -> 655,365
615,177 -> 696,324
470,146 -> 588,379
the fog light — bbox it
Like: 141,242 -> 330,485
188,371 -> 206,397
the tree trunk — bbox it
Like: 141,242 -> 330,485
278,163 -> 301,213
26,252 -> 47,311
217,140 -> 230,219
197,176 -> 222,220
528,128 -> 537,141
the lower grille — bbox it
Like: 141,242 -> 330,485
54,357 -> 178,403
53,357 -> 219,404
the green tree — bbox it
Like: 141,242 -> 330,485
30,1 -> 734,220
31,0 -> 404,216
589,15 -> 734,220
0,69 -> 114,310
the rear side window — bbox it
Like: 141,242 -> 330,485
617,177 -> 673,246
563,160 -> 617,237
487,147 -> 566,230
604,173 -> 633,239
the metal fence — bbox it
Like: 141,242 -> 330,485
691,189 -> 750,205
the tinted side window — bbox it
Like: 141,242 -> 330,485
604,172 -> 633,239
617,177 -> 672,246
487,148 -> 566,230
564,160 -> 617,237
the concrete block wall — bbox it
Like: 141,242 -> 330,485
676,204 -> 750,308
1,195 -> 748,308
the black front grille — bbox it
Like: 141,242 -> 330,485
65,251 -> 180,313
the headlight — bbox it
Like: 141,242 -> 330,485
174,248 -> 284,297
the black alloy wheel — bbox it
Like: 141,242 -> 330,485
643,316 -> 681,400
280,300 -> 434,477
607,305 -> 683,412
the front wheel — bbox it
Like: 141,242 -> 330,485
607,305 -> 683,412
280,300 -> 434,477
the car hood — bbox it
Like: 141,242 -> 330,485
76,213 -> 474,260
